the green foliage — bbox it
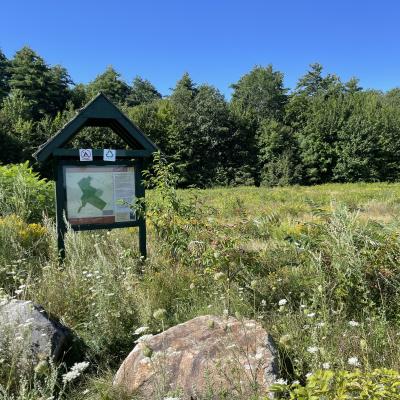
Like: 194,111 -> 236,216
0,162 -> 54,222
9,46 -> 71,119
127,76 -> 162,106
86,66 -> 130,105
231,65 -> 287,124
270,369 -> 400,399
2,174 -> 400,397
2,47 -> 400,188
126,98 -> 174,151
0,48 -> 10,102
257,119 -> 302,186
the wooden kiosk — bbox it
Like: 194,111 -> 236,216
33,93 -> 158,260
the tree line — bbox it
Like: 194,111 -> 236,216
1,46 -> 400,187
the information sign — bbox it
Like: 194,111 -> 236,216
64,165 -> 136,226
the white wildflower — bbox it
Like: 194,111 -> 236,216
348,320 -> 359,327
307,346 -> 318,354
348,356 -> 360,367
278,299 -> 287,306
306,372 -> 313,378
163,397 -> 180,400
134,326 -> 149,335
307,313 -> 315,318
322,362 -> 330,369
316,322 -> 325,328
274,378 -> 287,385
261,299 -> 267,307
213,272 -> 225,281
62,361 -> 89,384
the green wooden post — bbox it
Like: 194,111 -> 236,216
139,220 -> 147,259
56,164 -> 66,261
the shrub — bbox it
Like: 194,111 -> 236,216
0,214 -> 49,293
270,368 -> 400,399
0,162 -> 54,223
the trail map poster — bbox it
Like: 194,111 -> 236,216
64,165 -> 136,225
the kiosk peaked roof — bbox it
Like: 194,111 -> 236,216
33,92 -> 158,162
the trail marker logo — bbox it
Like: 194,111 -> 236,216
103,149 -> 116,161
79,149 -> 93,161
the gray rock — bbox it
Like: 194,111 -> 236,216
0,299 -> 72,369
114,315 -> 278,399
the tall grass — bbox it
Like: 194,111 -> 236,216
2,163 -> 400,398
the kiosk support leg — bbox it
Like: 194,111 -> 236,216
56,165 -> 66,263
139,220 -> 147,259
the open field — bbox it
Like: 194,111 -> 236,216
2,166 -> 400,399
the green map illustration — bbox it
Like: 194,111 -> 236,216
65,166 -> 135,222
77,176 -> 107,213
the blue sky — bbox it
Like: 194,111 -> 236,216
1,0 -> 399,97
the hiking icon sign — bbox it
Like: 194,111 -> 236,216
79,149 -> 93,161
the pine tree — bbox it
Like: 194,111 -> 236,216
168,72 -> 198,185
86,66 -> 130,104
8,47 -> 50,119
127,76 -> 161,106
0,49 -> 10,102
46,65 -> 72,115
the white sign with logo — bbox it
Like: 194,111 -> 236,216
79,149 -> 93,161
103,149 -> 116,162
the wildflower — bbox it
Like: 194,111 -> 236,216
316,322 -> 325,328
134,326 -> 149,335
163,397 -> 180,400
348,320 -> 359,327
34,360 -> 49,376
307,346 -> 318,354
306,372 -> 313,378
322,362 -> 330,369
223,309 -> 229,317
348,357 -> 360,367
261,299 -> 266,307
189,283 -> 195,290
62,361 -> 90,384
279,334 -> 292,346
307,313 -> 315,318
213,272 -> 225,281
153,308 -> 167,320
278,299 -> 287,306
274,378 -> 288,385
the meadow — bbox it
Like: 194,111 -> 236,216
1,162 -> 400,399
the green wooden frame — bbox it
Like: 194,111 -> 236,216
33,92 -> 157,261
33,93 -> 158,162
55,159 -> 147,259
